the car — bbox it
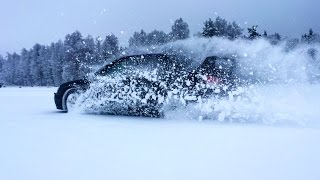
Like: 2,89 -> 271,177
54,53 -> 237,117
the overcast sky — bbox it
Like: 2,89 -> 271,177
1,0 -> 319,55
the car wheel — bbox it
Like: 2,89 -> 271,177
62,88 -> 80,112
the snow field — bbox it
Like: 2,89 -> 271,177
0,87 -> 320,180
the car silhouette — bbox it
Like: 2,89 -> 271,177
54,53 -> 237,117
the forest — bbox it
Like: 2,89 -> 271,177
0,17 -> 319,86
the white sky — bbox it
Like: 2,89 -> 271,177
0,0 -> 319,55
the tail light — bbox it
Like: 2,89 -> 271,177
206,75 -> 220,84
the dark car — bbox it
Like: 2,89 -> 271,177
54,54 -> 237,116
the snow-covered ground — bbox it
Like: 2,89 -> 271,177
1,86 -> 320,180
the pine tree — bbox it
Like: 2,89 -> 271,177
202,18 -> 216,37
309,28 -> 313,36
171,18 -> 190,40
202,17 -> 242,39
102,34 -> 120,61
247,25 -> 261,40
232,22 -> 243,39
50,41 -> 65,86
19,49 -> 33,86
2,53 -> 17,85
263,30 -> 268,37
83,35 -> 96,66
40,46 -> 54,86
147,30 -> 168,46
301,28 -> 318,43
63,31 -> 87,82
129,30 -> 148,47
268,32 -> 282,45
0,55 -> 4,84
30,44 -> 43,86
94,37 -> 103,64
214,17 -> 228,37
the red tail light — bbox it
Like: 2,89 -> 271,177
206,75 -> 220,84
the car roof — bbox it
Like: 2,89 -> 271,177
97,53 -> 236,75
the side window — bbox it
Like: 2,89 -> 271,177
128,55 -> 163,76
200,57 -> 234,75
108,57 -> 136,76
96,55 -> 176,78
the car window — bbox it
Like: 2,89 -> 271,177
199,57 -> 234,75
96,55 -> 166,77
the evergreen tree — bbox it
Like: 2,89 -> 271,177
202,17 -> 242,39
268,33 -> 282,45
214,16 -> 228,37
94,37 -> 103,64
301,28 -> 319,43
29,44 -> 43,86
147,30 -> 168,46
0,55 -> 4,83
50,41 -> 65,86
22,49 -> 33,86
40,46 -> 54,86
248,25 -> 261,40
2,53 -> 16,84
129,30 -> 145,47
17,49 -> 31,85
83,35 -> 96,65
309,28 -> 313,36
63,31 -> 88,82
263,30 -> 268,37
171,18 -> 190,40
102,34 -> 120,61
202,18 -> 216,37
129,30 -> 148,47
227,21 -> 243,39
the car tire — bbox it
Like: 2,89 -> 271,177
62,88 -> 80,112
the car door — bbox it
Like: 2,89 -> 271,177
93,55 -> 165,115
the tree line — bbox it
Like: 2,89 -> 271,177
0,17 -> 319,86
